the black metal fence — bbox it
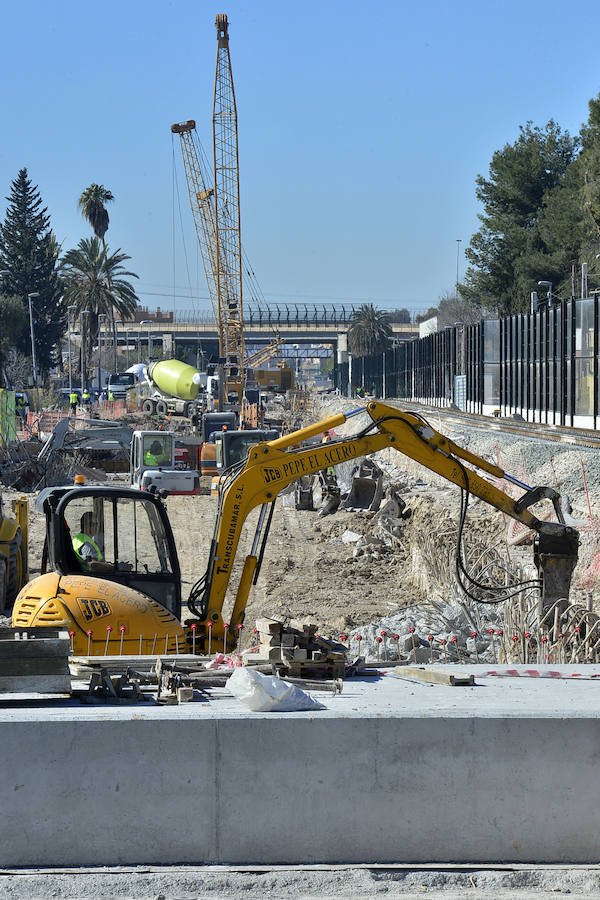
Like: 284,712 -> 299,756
336,297 -> 600,428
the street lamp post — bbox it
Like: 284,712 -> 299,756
538,281 -> 553,307
125,329 -> 132,369
80,311 -> 90,394
139,321 -> 152,363
98,313 -> 107,395
67,305 -> 76,396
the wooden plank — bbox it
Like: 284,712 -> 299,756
398,666 -> 475,687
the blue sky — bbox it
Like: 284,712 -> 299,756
1,0 -> 598,316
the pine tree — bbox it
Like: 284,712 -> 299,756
0,169 -> 64,376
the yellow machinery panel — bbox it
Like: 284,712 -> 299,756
13,573 -> 187,656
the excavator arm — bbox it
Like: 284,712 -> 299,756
188,401 -> 579,649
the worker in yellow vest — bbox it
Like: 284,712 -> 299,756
82,388 -> 91,407
144,440 -> 168,467
72,512 -> 103,569
69,391 -> 78,415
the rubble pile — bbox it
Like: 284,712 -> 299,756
244,616 -> 346,678
299,396 -> 600,664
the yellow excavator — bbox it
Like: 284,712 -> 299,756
0,493 -> 27,613
12,402 -> 580,654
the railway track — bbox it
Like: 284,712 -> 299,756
389,400 -> 600,450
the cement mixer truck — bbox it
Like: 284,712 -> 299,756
141,359 -> 209,420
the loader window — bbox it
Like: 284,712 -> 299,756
115,497 -> 173,575
62,496 -> 114,572
142,433 -> 171,467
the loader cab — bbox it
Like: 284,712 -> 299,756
130,431 -> 174,488
215,428 -> 280,471
37,486 -> 182,618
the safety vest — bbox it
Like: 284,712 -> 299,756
144,451 -> 159,466
82,391 -> 91,402
72,532 -> 103,565
69,392 -> 78,405
108,391 -> 114,401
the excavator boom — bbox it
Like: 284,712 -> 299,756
190,402 -> 579,647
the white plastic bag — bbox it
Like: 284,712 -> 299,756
228,667 -> 325,712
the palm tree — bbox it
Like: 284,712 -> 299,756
61,237 -> 139,382
347,303 -> 392,356
78,184 -> 118,362
78,184 -> 114,245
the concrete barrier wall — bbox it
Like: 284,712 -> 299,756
2,714 -> 600,866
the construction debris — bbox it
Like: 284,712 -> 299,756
244,616 -> 346,678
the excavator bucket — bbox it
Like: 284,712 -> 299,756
339,460 -> 384,513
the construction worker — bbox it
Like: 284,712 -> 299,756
15,393 -> 28,421
69,390 -> 78,415
322,429 -> 336,476
72,512 -> 103,568
82,387 -> 91,407
144,439 -> 168,467
108,389 -> 115,402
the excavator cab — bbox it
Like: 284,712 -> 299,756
36,485 -> 182,618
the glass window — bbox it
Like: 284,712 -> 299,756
61,494 -> 173,576
142,433 -> 172,467
483,363 -> 500,405
116,498 -> 173,575
576,359 -> 594,416
483,320 -> 500,362
63,497 -> 105,567
577,299 -> 594,357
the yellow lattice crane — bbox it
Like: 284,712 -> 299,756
172,16 -> 285,401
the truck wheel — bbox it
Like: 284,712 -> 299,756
5,529 -> 23,606
142,399 -> 155,416
155,399 -> 168,417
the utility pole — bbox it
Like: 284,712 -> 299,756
456,239 -> 462,297
27,292 -> 40,409
98,313 -> 106,394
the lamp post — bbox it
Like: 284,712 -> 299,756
67,305 -> 76,396
98,313 -> 107,395
538,281 -> 553,306
456,239 -> 462,297
80,310 -> 90,393
139,320 -> 152,362
125,329 -> 133,369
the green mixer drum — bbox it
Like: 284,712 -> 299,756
149,360 -> 201,401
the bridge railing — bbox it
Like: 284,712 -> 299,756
172,304 -> 355,328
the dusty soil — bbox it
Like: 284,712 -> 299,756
4,394 -> 599,637
3,466 -> 506,638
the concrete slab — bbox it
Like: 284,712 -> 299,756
1,665 -> 600,866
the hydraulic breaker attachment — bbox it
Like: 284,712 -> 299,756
534,528 -> 580,620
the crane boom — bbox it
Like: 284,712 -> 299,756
170,120 -> 221,348
213,13 -> 245,387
